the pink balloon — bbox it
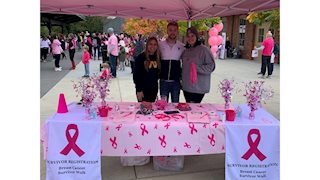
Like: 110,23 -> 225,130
208,36 -> 218,46
209,27 -> 218,37
217,35 -> 223,45
211,45 -> 218,53
214,23 -> 224,32
212,52 -> 217,58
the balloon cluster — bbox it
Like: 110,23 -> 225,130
208,22 -> 224,58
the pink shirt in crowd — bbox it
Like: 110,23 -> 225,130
261,37 -> 274,56
51,39 -> 61,55
108,34 -> 119,56
82,51 -> 91,64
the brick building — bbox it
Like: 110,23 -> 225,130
222,15 -> 280,63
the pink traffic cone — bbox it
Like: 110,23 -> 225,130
57,93 -> 68,113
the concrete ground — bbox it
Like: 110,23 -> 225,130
40,56 -> 280,180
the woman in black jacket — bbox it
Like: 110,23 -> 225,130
133,37 -> 161,102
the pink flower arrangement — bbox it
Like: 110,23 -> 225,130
219,79 -> 234,109
92,74 -> 111,106
243,81 -> 273,119
73,77 -> 97,108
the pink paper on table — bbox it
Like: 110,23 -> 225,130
187,111 -> 210,123
112,111 -> 136,123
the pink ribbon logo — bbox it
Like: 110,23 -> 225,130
134,144 -> 142,150
164,122 -> 170,129
128,132 -> 133,137
115,124 -> 122,131
124,148 -> 128,154
212,122 -> 219,128
184,142 -> 191,148
189,123 -> 198,134
109,136 -> 117,149
60,124 -> 85,157
147,149 -> 151,154
242,129 -> 267,161
140,123 -> 149,136
208,133 -> 216,146
173,147 -> 177,153
177,130 -> 182,136
197,147 -> 201,153
158,135 -> 167,148
203,124 -> 207,128
154,124 -> 158,129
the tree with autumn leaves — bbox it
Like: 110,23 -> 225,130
122,17 -> 221,37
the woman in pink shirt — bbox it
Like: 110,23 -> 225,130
51,35 -> 62,71
255,32 -> 274,78
82,45 -> 91,77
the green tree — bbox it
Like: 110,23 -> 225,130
246,9 -> 280,30
69,16 -> 106,33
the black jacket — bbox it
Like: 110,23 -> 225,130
160,59 -> 181,81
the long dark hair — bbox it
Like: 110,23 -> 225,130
143,37 -> 161,72
185,26 -> 202,49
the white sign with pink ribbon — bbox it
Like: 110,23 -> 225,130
46,121 -> 101,180
225,124 -> 280,180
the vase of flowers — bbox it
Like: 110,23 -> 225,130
92,74 -> 111,117
219,79 -> 234,109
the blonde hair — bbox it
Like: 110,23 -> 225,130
143,37 -> 161,72
103,63 -> 110,69
84,45 -> 89,51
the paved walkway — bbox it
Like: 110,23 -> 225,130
40,57 -> 280,180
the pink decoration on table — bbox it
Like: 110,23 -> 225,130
184,142 -> 191,148
60,124 -> 85,157
189,123 -> 198,134
208,133 -> 216,147
190,63 -> 197,85
128,132 -> 133,137
244,81 -> 273,120
134,144 -> 142,150
93,74 -> 111,107
212,122 -> 219,128
219,79 -> 234,109
225,109 -> 236,121
109,136 -> 117,149
209,27 -> 218,36
164,122 -> 171,129
57,93 -> 68,113
177,130 -> 182,136
98,106 -> 109,117
73,77 -> 97,108
115,124 -> 122,131
140,123 -> 149,136
155,98 -> 167,110
155,114 -> 171,121
241,129 -> 267,161
171,114 -> 185,120
159,135 -> 167,148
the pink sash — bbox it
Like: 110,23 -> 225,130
190,63 -> 197,85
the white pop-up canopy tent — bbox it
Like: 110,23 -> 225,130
41,0 -> 279,20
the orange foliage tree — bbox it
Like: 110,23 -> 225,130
123,18 -> 168,37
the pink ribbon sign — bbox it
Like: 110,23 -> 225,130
140,123 -> 149,136
109,136 -> 118,149
208,133 -> 216,146
241,129 -> 267,161
189,123 -> 198,134
158,135 -> 167,148
60,124 -> 85,157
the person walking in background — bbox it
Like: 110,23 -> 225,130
82,45 -> 91,77
133,33 -> 144,74
85,33 -> 93,58
107,28 -> 119,78
119,41 -> 126,71
159,21 -> 185,103
59,34 -> 67,59
40,35 -> 51,62
51,35 -> 62,71
270,41 -> 280,76
133,37 -> 161,102
255,31 -> 274,78
67,33 -> 76,70
181,27 -> 216,103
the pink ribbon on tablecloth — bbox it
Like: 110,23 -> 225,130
189,123 -> 198,134
60,124 -> 85,157
147,149 -> 151,154
115,124 -> 122,131
134,144 -> 142,150
140,123 -> 149,136
190,62 -> 197,85
158,135 -> 167,148
124,148 -> 128,154
184,142 -> 191,148
177,130 -> 182,136
212,122 -> 219,128
154,124 -> 158,129
164,122 -> 170,129
208,133 -> 216,146
241,129 -> 267,161
197,148 -> 201,153
109,136 -> 117,149
173,147 -> 177,153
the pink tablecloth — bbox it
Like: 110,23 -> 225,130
41,102 -> 226,158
